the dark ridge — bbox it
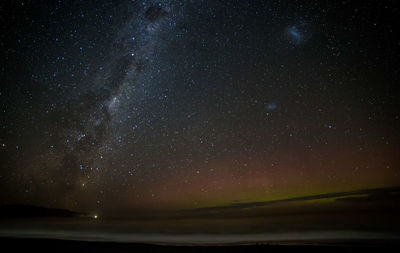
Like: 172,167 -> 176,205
0,204 -> 86,219
184,186 -> 400,214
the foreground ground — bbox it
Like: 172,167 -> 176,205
1,237 -> 399,253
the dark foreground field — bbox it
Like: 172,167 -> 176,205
1,237 -> 399,253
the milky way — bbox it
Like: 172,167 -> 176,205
0,0 -> 399,215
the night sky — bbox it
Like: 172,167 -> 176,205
0,0 -> 399,216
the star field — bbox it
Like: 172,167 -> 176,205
0,0 -> 399,215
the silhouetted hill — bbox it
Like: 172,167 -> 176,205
0,204 -> 86,219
